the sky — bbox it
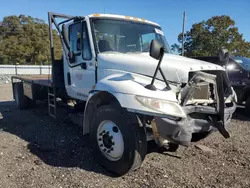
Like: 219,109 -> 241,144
0,0 -> 250,46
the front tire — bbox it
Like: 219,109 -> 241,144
90,104 -> 147,176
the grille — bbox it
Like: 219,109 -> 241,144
192,83 -> 209,100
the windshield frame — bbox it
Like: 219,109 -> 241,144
89,17 -> 171,54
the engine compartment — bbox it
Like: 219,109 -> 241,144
150,70 -> 237,147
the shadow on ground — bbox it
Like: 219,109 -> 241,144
232,106 -> 250,121
0,100 -> 115,177
0,100 -> 249,177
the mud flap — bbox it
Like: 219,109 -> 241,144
214,72 -> 230,138
215,120 -> 230,138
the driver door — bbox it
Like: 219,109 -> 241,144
68,21 -> 95,100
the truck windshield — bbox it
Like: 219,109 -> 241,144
232,57 -> 250,71
91,18 -> 171,54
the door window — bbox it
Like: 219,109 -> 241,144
69,23 -> 81,55
69,22 -> 92,61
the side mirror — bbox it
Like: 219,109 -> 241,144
219,48 -> 229,62
150,39 -> 164,60
62,24 -> 70,50
145,39 -> 171,91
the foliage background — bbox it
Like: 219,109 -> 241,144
0,15 -> 62,65
171,15 -> 250,57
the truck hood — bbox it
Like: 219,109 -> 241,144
97,52 -> 224,83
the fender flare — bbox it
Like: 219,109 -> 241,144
82,90 -> 167,135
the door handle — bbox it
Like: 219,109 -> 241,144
81,63 -> 87,69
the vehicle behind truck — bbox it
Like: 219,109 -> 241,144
12,12 -> 237,176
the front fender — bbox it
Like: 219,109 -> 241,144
93,73 -> 179,116
82,73 -> 180,135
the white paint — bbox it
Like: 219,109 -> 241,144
97,52 -> 225,84
0,65 -> 51,75
95,72 -> 177,101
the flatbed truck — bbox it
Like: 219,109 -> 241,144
12,12 -> 237,176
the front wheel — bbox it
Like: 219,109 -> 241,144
90,104 -> 147,176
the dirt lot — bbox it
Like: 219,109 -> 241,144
0,83 -> 250,188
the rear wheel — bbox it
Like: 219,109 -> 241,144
90,104 -> 147,176
13,82 -> 27,110
245,96 -> 250,116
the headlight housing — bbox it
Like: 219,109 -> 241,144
135,95 -> 186,118
225,87 -> 237,103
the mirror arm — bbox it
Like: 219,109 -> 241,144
145,48 -> 171,90
149,48 -> 164,86
68,52 -> 75,63
159,67 -> 171,90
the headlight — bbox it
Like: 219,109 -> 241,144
135,96 -> 186,118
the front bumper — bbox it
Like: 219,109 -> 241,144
154,103 -> 237,146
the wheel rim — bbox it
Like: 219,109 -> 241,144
97,120 -> 124,161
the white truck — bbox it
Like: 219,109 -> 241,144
12,12 -> 237,176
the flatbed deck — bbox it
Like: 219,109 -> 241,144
12,75 -> 53,87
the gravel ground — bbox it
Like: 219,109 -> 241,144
0,83 -> 250,188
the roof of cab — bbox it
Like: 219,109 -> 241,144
88,13 -> 160,27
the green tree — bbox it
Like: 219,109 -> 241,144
173,15 -> 250,57
0,15 -> 62,65
171,43 -> 181,54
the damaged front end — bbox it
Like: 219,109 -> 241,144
154,70 -> 237,146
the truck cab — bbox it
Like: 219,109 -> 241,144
62,14 -> 172,101
13,12 -> 237,176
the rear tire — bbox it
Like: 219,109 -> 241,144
13,82 -> 27,110
245,96 -> 250,116
90,104 -> 147,176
